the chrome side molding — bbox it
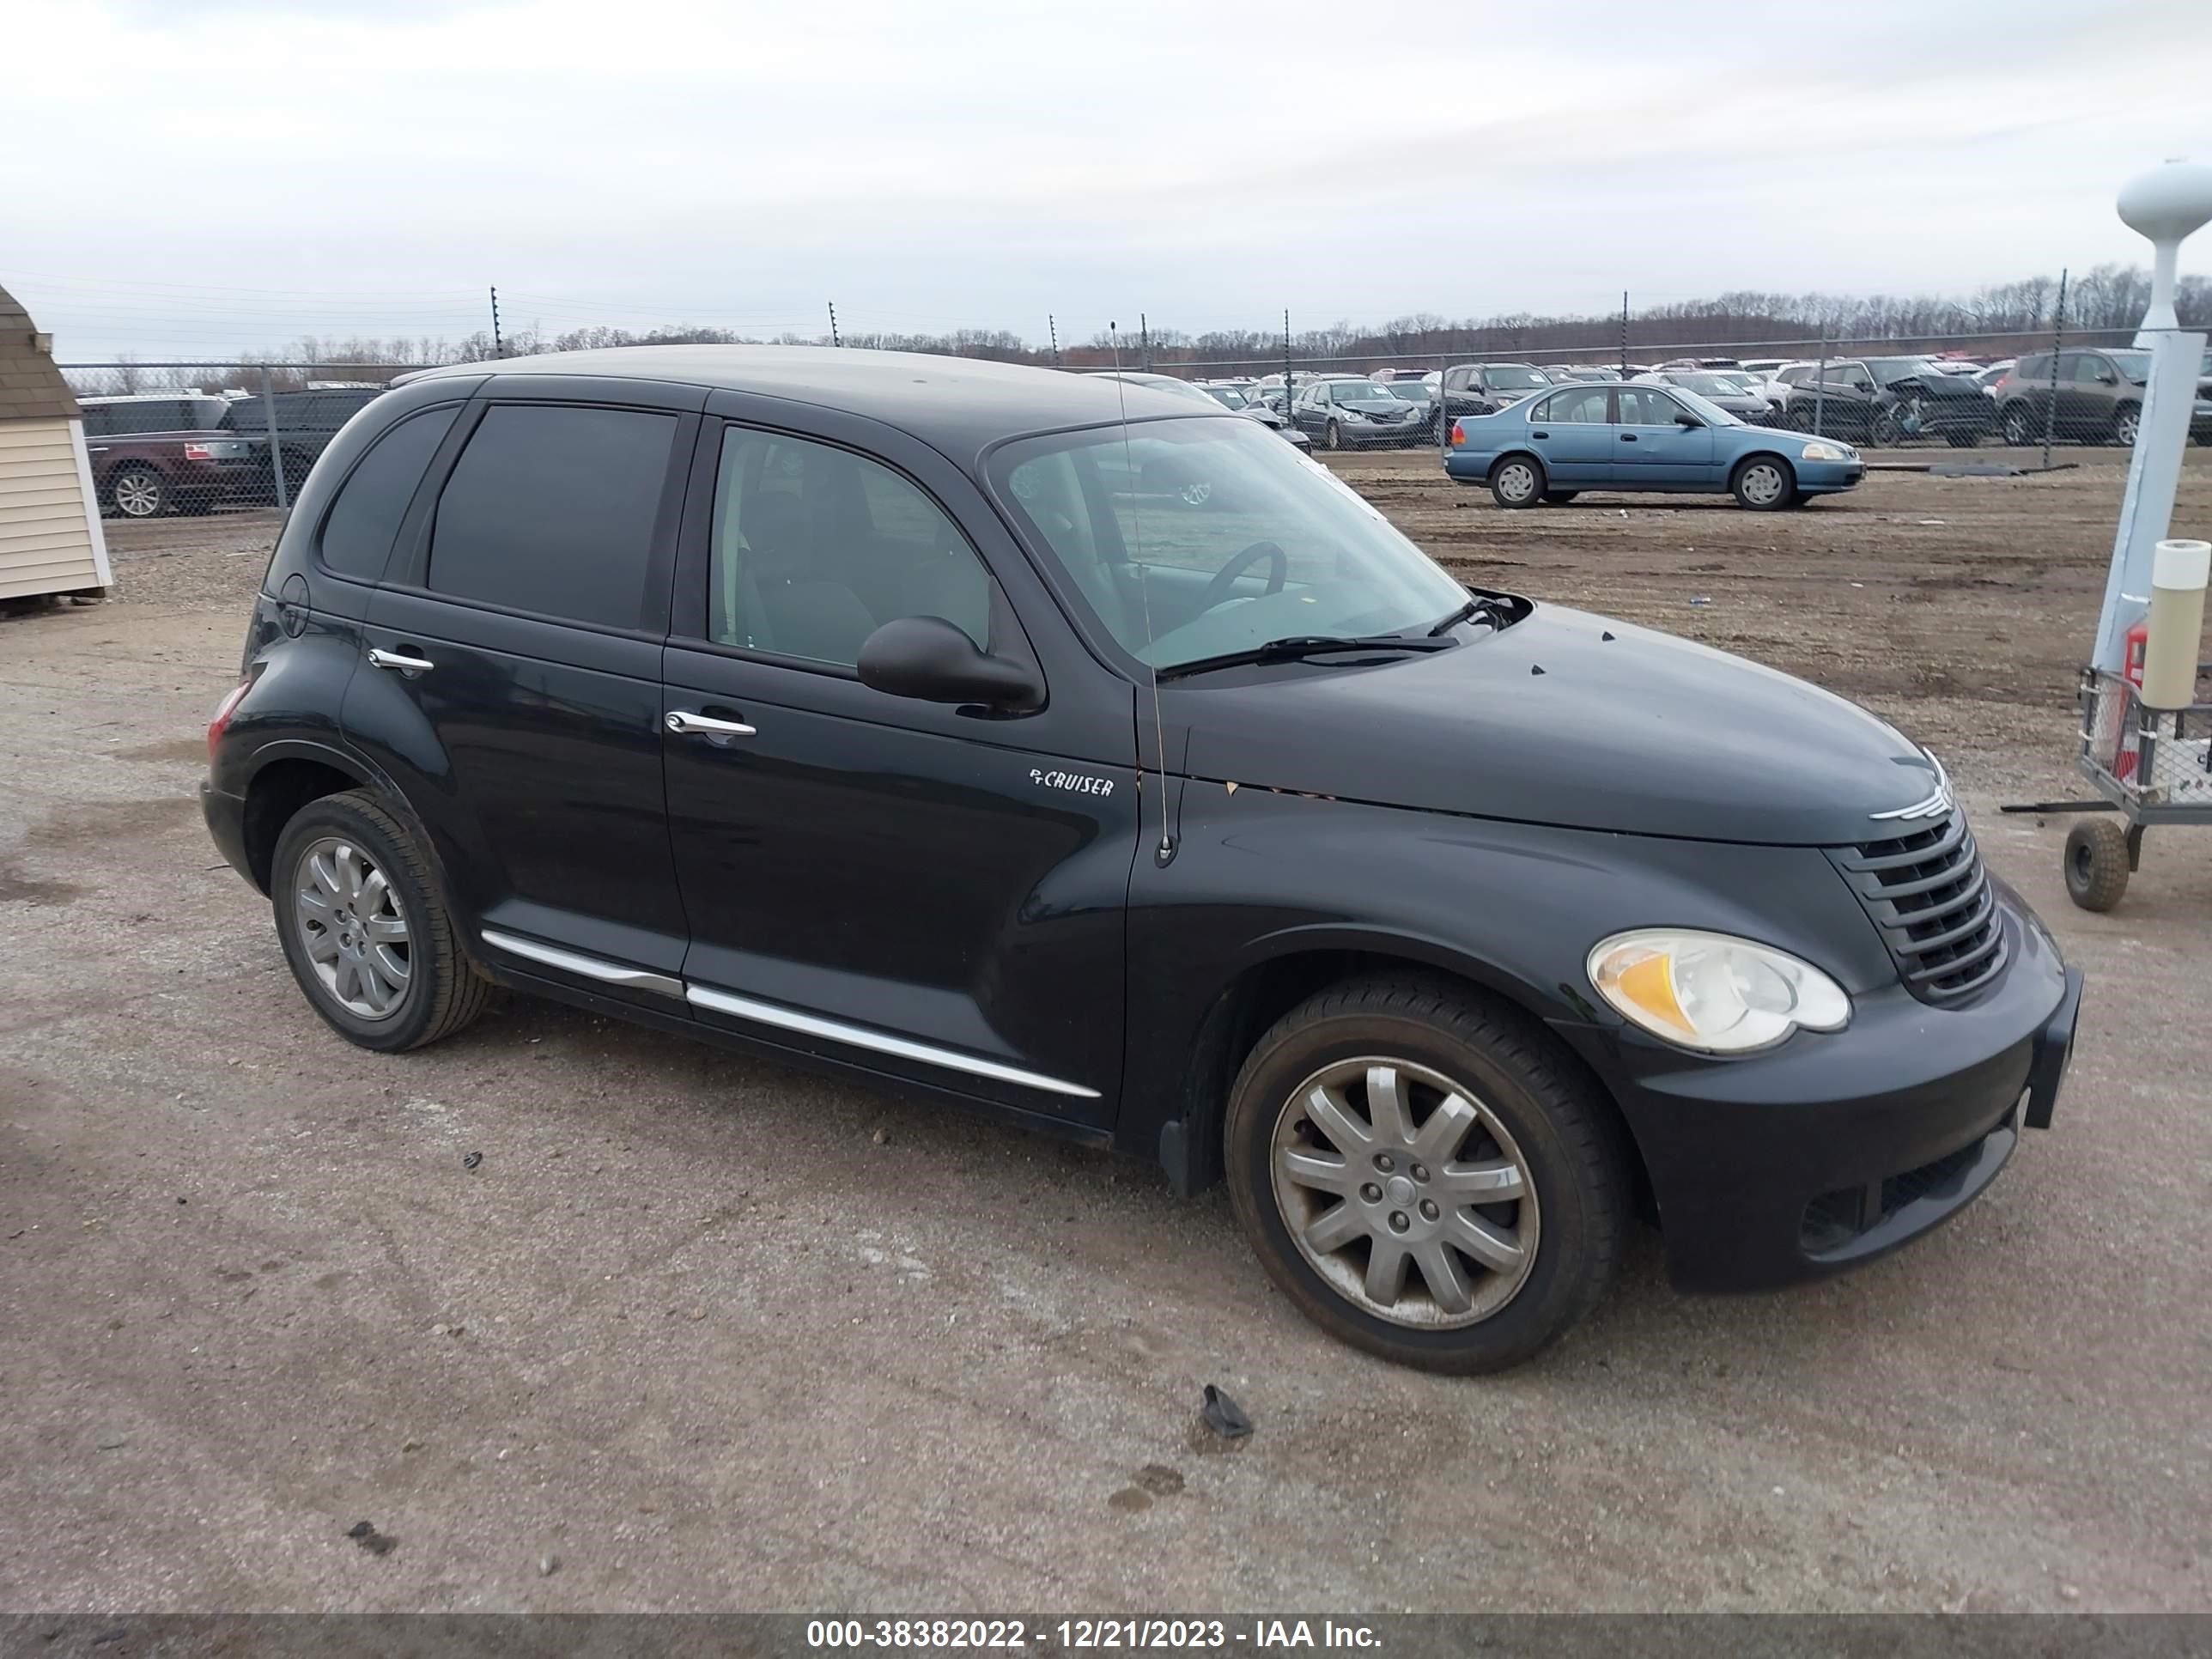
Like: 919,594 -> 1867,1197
684,983 -> 1101,1099
480,929 -> 684,998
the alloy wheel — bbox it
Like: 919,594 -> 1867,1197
2114,408 -> 2141,447
1269,1057 -> 1539,1329
293,836 -> 411,1019
112,470 -> 162,518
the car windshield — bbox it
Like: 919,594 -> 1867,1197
1384,381 -> 1431,400
1668,387 -> 1743,427
991,417 -> 1471,672
1329,381 -> 1399,403
1484,366 -> 1551,389
1868,358 -> 1936,386
1203,386 -> 1248,408
2107,349 -> 2155,382
1672,373 -> 1741,397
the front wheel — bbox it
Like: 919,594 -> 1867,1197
2112,403 -> 2141,447
2001,406 -> 2033,447
272,788 -> 492,1052
1488,454 -> 1544,508
1731,454 -> 1796,511
1324,420 -> 1343,453
1224,978 -> 1630,1374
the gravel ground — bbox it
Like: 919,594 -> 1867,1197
2,457 -> 2209,1613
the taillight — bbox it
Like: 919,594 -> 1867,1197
184,442 -> 211,460
1449,421 -> 1466,446
207,681 -> 250,763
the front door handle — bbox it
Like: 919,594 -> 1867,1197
665,709 -> 757,738
1619,433 -> 1638,442
367,647 -> 434,672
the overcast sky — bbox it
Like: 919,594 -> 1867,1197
5,0 -> 2208,361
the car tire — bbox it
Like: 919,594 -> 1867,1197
271,788 -> 492,1053
2063,817 -> 2130,913
1324,421 -> 1343,453
106,465 -> 166,520
1488,454 -> 1545,508
2112,403 -> 2141,447
1540,489 -> 1578,504
2001,406 -> 2033,447
1730,454 -> 1796,511
1223,975 -> 1631,1374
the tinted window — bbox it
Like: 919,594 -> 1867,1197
1542,386 -> 1611,423
427,404 -> 677,626
102,399 -> 196,434
710,426 -> 995,667
2070,354 -> 2114,384
319,406 -> 459,581
2014,355 -> 2050,381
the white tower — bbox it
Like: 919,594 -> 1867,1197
2116,159 -> 2212,343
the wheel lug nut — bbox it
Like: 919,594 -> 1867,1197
1389,1212 -> 1410,1233
1411,1163 -> 1428,1182
1374,1154 -> 1395,1173
1419,1199 -> 1439,1221
1360,1182 -> 1382,1203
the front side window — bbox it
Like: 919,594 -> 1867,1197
1615,387 -> 1679,425
2071,354 -> 2117,384
709,427 -> 994,667
319,405 -> 459,580
994,417 -> 1467,673
426,404 -> 677,627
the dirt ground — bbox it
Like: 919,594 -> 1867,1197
3,450 -> 2209,1614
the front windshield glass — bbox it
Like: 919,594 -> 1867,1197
992,417 -> 1470,672
1328,380 -> 1399,403
1672,372 -> 1741,397
2109,349 -> 2154,381
1484,365 -> 1551,389
1667,387 -> 1744,427
1385,381 -> 1431,401
1203,386 -> 1248,408
1868,358 -> 1936,386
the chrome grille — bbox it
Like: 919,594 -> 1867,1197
1827,811 -> 2008,1005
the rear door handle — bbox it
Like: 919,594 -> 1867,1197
665,709 -> 757,738
367,647 -> 434,672
1531,430 -> 1549,440
1619,433 -> 1638,442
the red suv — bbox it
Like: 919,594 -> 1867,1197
80,394 -> 264,518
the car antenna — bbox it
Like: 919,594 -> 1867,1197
1109,323 -> 1175,866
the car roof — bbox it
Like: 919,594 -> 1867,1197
80,392 -> 224,404
402,345 -> 1228,457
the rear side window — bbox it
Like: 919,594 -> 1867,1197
2014,355 -> 2051,380
318,406 -> 459,580
426,404 -> 678,627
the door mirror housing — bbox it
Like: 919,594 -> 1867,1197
858,616 -> 1041,712
1674,411 -> 1704,428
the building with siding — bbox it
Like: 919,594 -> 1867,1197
0,283 -> 111,603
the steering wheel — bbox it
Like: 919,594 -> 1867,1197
1200,541 -> 1288,611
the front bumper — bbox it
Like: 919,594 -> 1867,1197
1552,887 -> 2077,1291
1340,421 -> 1428,447
1798,458 -> 1865,492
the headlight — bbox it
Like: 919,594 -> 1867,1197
1587,929 -> 1850,1054
1801,442 -> 1846,462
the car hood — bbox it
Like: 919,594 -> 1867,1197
1174,603 -> 1936,845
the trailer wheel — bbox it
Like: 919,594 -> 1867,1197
2063,817 -> 2130,912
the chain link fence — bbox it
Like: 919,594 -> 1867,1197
58,317 -> 2204,523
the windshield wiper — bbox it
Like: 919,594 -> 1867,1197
1425,594 -> 1516,636
1156,633 -> 1457,681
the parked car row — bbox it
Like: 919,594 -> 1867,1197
79,387 -> 386,518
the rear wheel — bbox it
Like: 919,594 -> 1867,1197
2063,817 -> 2130,912
1224,977 -> 1630,1374
106,465 -> 165,519
2112,402 -> 2141,447
1488,454 -> 1544,508
2001,405 -> 2033,447
271,789 -> 491,1052
1731,454 -> 1795,511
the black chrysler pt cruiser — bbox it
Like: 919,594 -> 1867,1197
202,348 -> 2083,1372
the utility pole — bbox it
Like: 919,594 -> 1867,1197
828,301 -> 841,347
1048,314 -> 1060,368
1283,308 -> 1292,401
489,286 -> 503,358
2042,267 -> 2069,471
1140,312 -> 1152,372
1620,289 -> 1629,376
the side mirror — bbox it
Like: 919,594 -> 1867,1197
858,616 -> 1040,712
1674,411 -> 1704,428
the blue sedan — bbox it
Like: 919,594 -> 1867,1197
1443,381 -> 1864,511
